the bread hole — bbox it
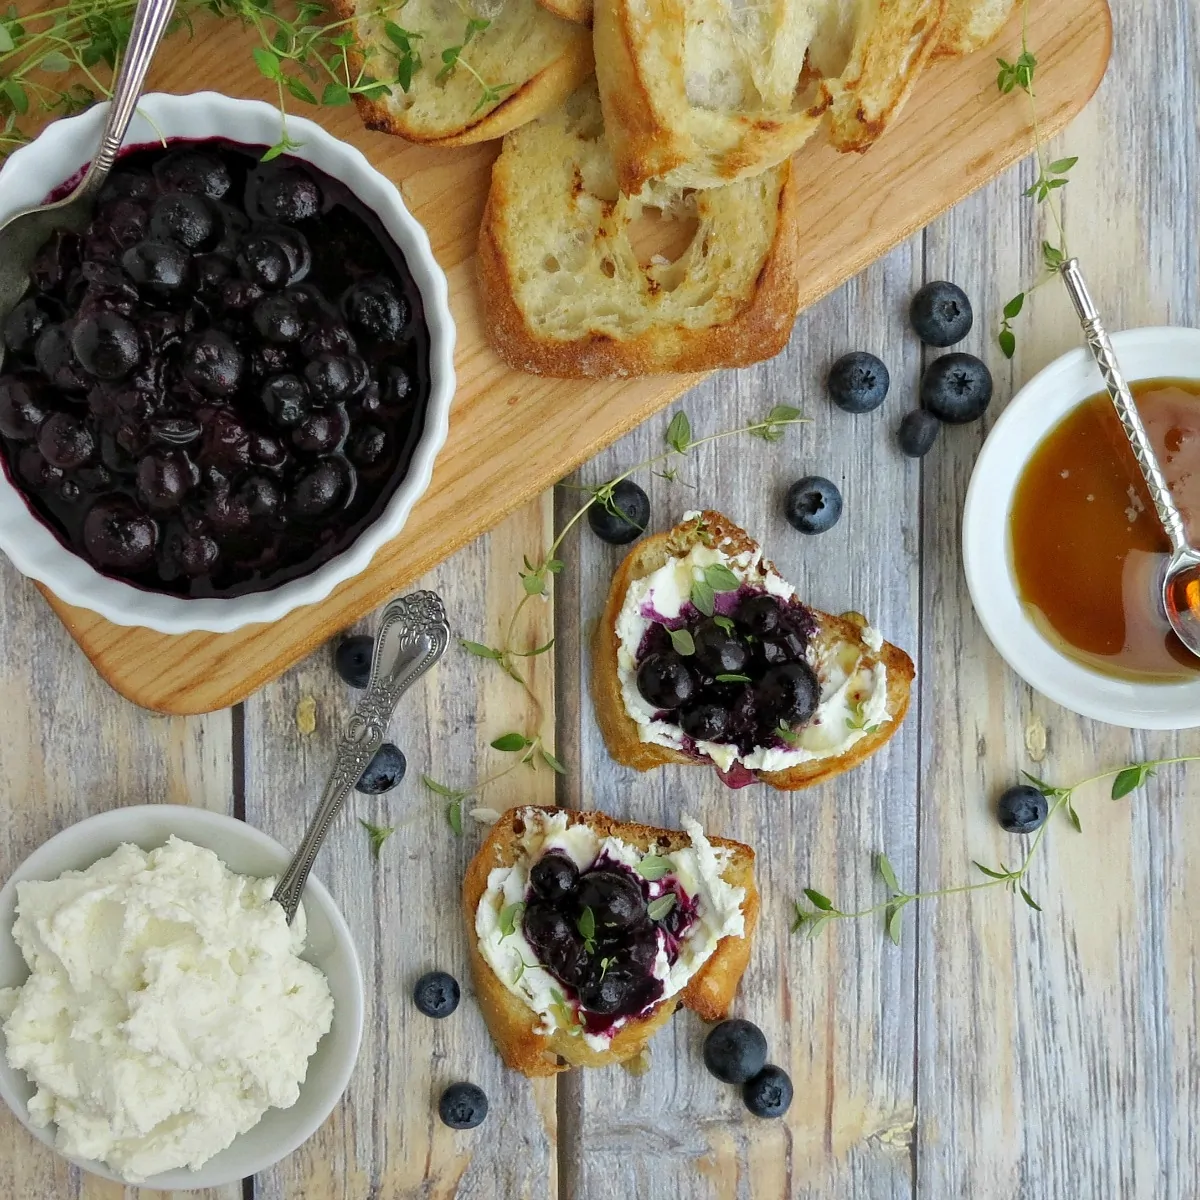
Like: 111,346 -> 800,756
544,255 -> 560,273
626,205 -> 701,269
600,258 -> 617,278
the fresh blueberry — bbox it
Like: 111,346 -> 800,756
743,1065 -> 793,1118
910,281 -> 973,347
356,742 -> 406,794
335,634 -> 375,688
413,970 -> 460,1019
530,851 -> 579,900
587,479 -> 650,545
897,410 -> 940,458
921,353 -> 993,424
636,652 -> 696,710
827,351 -> 889,413
996,784 -> 1048,834
703,1019 -> 768,1084
438,1082 -> 488,1130
785,476 -> 842,534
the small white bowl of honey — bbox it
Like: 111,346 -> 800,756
964,326 -> 1200,728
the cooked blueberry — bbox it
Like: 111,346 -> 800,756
827,351 -> 889,413
252,291 -> 306,344
3,299 -> 52,355
301,319 -> 356,358
575,869 -> 646,932
910,280 -> 973,347
195,253 -> 234,294
693,620 -> 749,676
758,630 -> 806,667
357,742 -> 407,794
577,968 -> 637,1016
897,409 -> 941,457
37,413 -> 94,469
291,457 -> 351,517
154,149 -> 231,198
785,475 -> 842,535
136,449 -> 197,509
0,377 -> 50,440
82,495 -> 157,570
250,430 -> 288,469
523,902 -> 588,984
625,922 -> 660,974
703,1019 -> 768,1084
173,530 -> 219,577
735,593 -> 781,636
261,373 -> 310,428
743,1065 -> 793,1118
146,416 -> 202,447
413,970 -> 460,1019
34,326 -> 88,391
587,479 -> 649,545
334,634 -> 375,688
342,277 -> 409,342
149,193 -> 216,250
257,169 -> 322,223
97,198 -> 150,249
29,230 -> 80,293
636,652 -> 696,710
379,363 -> 413,409
921,353 -> 993,424
292,406 -> 348,455
121,239 -> 190,290
347,422 -> 389,468
237,234 -> 292,289
71,313 -> 140,380
305,353 -> 367,403
996,784 -> 1048,834
756,661 -> 820,725
220,278 -> 265,311
680,703 -> 732,742
199,410 -> 253,472
206,487 -> 252,533
16,447 -> 63,489
237,474 -> 284,521
98,169 -> 154,207
182,330 -> 243,397
438,1082 -> 488,1130
530,851 -> 579,901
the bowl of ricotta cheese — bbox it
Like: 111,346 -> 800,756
0,805 -> 364,1189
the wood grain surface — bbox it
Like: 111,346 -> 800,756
7,0 -> 1200,1197
23,0 -> 1110,715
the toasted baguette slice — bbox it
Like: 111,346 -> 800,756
478,83 -> 801,377
592,511 -> 914,790
463,805 -> 759,1076
535,0 -> 592,22
593,0 -> 947,192
332,0 -> 593,146
935,0 -> 1018,57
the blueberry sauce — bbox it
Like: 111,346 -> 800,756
0,139 -> 431,598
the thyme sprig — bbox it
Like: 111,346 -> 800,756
793,756 -> 1200,944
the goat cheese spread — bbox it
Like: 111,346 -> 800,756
475,809 -> 744,1050
615,536 -> 889,772
0,837 -> 333,1182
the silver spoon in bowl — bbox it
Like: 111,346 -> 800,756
272,590 -> 451,923
0,0 -> 177,364
1059,258 -> 1200,659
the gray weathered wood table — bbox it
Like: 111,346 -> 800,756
2,1 -> 1197,1196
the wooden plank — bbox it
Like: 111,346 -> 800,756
914,2 -> 1200,1194
554,241 -> 925,1197
243,497 -> 559,1199
14,0 -> 1109,715
0,563 -> 237,1200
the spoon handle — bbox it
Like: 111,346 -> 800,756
271,591 -> 451,923
1059,258 -> 1190,555
79,0 -> 178,195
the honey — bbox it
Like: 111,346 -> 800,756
1009,378 -> 1200,682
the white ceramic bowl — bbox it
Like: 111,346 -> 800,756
0,92 -> 455,634
963,326 -> 1200,729
0,805 -> 364,1190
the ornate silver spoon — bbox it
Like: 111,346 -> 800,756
272,590 -> 451,922
1059,259 -> 1200,659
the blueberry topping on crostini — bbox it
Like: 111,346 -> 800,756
827,351 -> 890,413
742,1065 -> 793,1118
703,1019 -> 768,1084
588,479 -> 651,545
438,1082 -> 488,1130
756,661 -> 820,726
897,409 -> 940,458
693,619 -> 750,676
334,634 -> 375,688
996,784 -> 1048,834
785,476 -> 843,534
680,703 -> 732,742
921,353 -> 993,424
910,280 -> 973,347
356,742 -> 406,794
636,652 -> 697,710
523,902 -> 589,985
530,850 -> 579,900
575,869 -> 647,932
413,970 -> 461,1019
735,593 -> 782,636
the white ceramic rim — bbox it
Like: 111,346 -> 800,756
963,325 -> 1200,729
0,806 -> 365,1190
0,92 -> 456,633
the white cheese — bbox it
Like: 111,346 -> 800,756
615,539 -> 891,772
0,837 -> 333,1183
475,810 -> 744,1046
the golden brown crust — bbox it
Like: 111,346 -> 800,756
477,162 -> 802,378
462,805 -> 758,1076
535,0 -> 594,24
591,510 -> 915,790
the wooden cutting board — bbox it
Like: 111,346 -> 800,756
29,0 -> 1110,714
